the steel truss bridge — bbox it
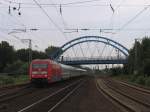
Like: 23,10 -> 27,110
51,36 -> 129,65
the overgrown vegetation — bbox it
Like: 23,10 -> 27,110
0,75 -> 29,87
126,37 -> 150,75
108,37 -> 150,87
112,74 -> 150,87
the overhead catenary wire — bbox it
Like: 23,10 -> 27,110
48,0 -> 68,29
0,11 -> 29,47
0,30 -> 28,48
64,28 -> 150,32
0,8 -> 38,48
2,4 -> 150,8
49,0 -> 78,57
32,0 -> 77,57
2,0 -> 150,8
119,6 -> 150,30
32,0 -> 71,45
61,0 -> 102,5
0,15 -> 44,51
115,0 -> 126,11
109,2 -> 115,39
48,0 -> 73,52
32,0 -> 65,35
3,0 -> 103,6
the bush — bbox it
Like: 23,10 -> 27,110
0,75 -> 14,85
3,77 -> 14,84
4,60 -> 23,73
145,77 -> 150,87
129,74 -> 139,82
13,75 -> 29,84
134,76 -> 146,85
111,67 -> 123,76
3,61 -> 28,75
20,63 -> 28,74
0,75 -> 28,86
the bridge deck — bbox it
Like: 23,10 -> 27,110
58,57 -> 127,65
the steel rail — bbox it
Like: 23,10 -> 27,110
0,85 -> 35,103
95,79 -> 136,112
48,80 -> 85,112
17,79 -> 83,112
103,80 -> 150,108
0,84 -> 30,98
112,79 -> 150,94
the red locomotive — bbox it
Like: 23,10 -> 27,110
29,59 -> 86,83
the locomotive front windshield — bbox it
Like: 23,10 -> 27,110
32,64 -> 48,69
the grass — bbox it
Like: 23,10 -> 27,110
0,75 -> 29,87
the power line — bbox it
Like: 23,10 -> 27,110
64,28 -> 150,32
2,1 -> 150,8
0,26 -> 44,50
32,0 -> 77,57
49,0 -> 68,27
32,0 -> 64,34
32,0 -> 65,37
4,27 -> 150,33
119,6 -> 150,30
62,0 -> 102,5
0,11 -> 25,28
115,0 -> 126,11
48,0 -> 78,57
3,0 -> 102,6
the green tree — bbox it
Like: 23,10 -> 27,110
3,60 -> 25,74
32,50 -> 47,59
141,38 -> 150,75
125,37 -> 150,76
16,49 -> 29,62
0,41 -> 16,72
16,49 -> 48,62
45,46 -> 62,58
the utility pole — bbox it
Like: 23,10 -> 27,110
134,39 -> 138,75
21,39 -> 32,65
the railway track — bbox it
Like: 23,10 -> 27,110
112,79 -> 150,94
0,85 -> 37,104
0,83 -> 29,91
17,79 -> 85,112
0,83 -> 29,95
106,79 -> 150,106
96,78 -> 150,112
0,84 -> 31,97
0,77 -> 85,112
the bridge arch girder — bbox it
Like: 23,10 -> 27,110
52,36 -> 129,59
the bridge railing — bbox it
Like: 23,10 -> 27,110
59,56 -> 127,62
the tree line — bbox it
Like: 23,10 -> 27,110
103,37 -> 150,76
125,37 -> 150,76
0,41 -> 60,74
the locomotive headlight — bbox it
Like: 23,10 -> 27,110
32,71 -> 47,75
41,71 -> 47,75
32,71 -> 38,74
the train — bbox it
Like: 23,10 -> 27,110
29,59 -> 86,84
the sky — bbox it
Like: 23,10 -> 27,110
0,0 -> 150,58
